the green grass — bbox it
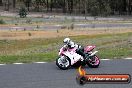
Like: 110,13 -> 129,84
0,51 -> 57,64
0,32 -> 132,64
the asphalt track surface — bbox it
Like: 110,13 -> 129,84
1,23 -> 132,30
0,59 -> 132,88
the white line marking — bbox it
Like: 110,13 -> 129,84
124,58 -> 132,60
34,62 -> 47,64
0,58 -> 131,66
0,64 -> 6,65
101,59 -> 111,60
13,63 -> 24,64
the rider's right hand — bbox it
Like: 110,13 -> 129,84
63,47 -> 67,51
63,45 -> 68,51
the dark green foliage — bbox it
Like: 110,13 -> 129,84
0,19 -> 6,24
87,0 -> 111,16
2,0 -> 132,16
19,7 -> 27,18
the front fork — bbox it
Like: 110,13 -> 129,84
85,51 -> 98,61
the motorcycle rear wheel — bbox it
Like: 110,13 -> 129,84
86,55 -> 100,68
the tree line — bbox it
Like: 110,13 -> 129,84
0,0 -> 132,16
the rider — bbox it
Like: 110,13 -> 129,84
63,38 -> 87,59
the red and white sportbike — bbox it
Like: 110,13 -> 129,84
56,45 -> 100,70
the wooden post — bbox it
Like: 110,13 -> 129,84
0,0 -> 3,6
13,0 -> 16,8
85,0 -> 87,19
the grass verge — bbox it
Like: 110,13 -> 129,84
0,32 -> 131,64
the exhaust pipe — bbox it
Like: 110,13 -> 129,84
89,51 -> 98,56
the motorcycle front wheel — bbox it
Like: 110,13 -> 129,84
56,56 -> 71,70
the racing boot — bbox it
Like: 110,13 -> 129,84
84,54 -> 89,61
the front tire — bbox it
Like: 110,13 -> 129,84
56,56 -> 71,70
86,55 -> 100,68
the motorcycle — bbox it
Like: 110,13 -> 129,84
56,45 -> 100,70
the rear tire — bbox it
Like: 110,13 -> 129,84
86,55 -> 100,68
56,56 -> 71,70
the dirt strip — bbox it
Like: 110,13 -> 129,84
0,28 -> 132,40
